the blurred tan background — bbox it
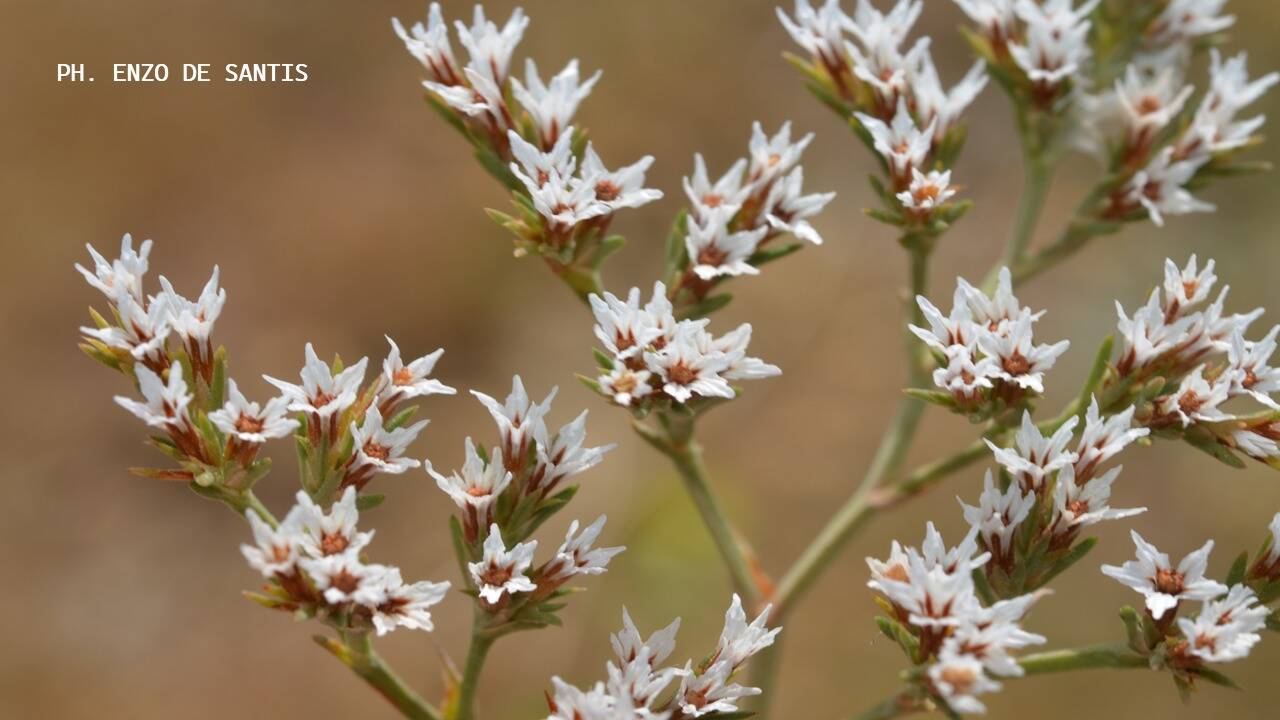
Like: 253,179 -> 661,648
2,0 -> 1279,717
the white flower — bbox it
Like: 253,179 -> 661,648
985,412 -> 1079,491
897,168 -> 957,212
912,53 -> 987,140
845,1 -> 927,105
424,66 -> 508,124
469,524 -> 538,604
581,146 -> 664,212
546,678 -> 624,720
959,470 -> 1035,566
76,234 -> 152,301
392,3 -> 463,86
612,608 -> 681,666
1176,585 -> 1268,663
81,285 -> 171,362
453,4 -> 528,87
643,322 -> 735,403
684,212 -> 767,281
911,287 -> 978,355
241,507 -> 306,578
867,539 -> 912,593
293,486 -> 374,559
746,121 -> 813,190
918,521 -> 991,575
598,367 -> 654,407
977,312 -> 1070,395
1114,64 -> 1194,141
1124,147 -> 1214,226
1179,50 -> 1280,158
509,130 -> 578,189
209,379 -> 299,443
590,283 -> 666,361
378,336 -> 455,409
1163,254 -> 1217,313
776,0 -> 855,70
606,652 -> 678,717
943,592 -> 1048,677
301,551 -> 387,606
856,99 -> 936,182
533,411 -> 616,492
683,154 -> 751,220
349,406 -> 429,476
929,650 -> 1002,715
1074,398 -> 1149,478
369,568 -> 451,636
676,659 -> 759,717
511,155 -> 611,233
932,352 -> 1000,402
472,375 -> 556,463
1147,0 -> 1234,46
1154,365 -> 1236,427
1232,426 -> 1280,461
1228,326 -> 1280,408
957,267 -> 1040,331
550,516 -> 625,579
952,0 -> 1017,41
1262,512 -> 1280,569
263,343 -> 368,421
114,362 -> 192,429
698,323 -> 782,381
429,437 -> 512,514
762,166 -> 836,245
159,269 -> 226,351
1101,530 -> 1228,619
713,594 -> 781,671
1009,0 -> 1100,87
1050,464 -> 1146,535
877,549 -> 983,630
512,59 -> 602,148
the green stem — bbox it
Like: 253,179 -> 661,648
985,150 -> 1056,291
455,619 -> 496,720
1018,643 -> 1149,675
319,633 -> 441,720
241,489 -> 277,527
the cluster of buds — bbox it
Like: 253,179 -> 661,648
586,282 -> 781,411
967,400 -> 1148,593
432,376 -> 624,625
1103,256 -> 1279,468
779,0 -> 980,232
242,487 -> 451,637
667,122 -> 836,306
910,267 -> 1070,417
866,523 -> 1047,714
546,596 -> 780,719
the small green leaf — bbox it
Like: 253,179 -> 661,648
1226,551 -> 1249,586
356,493 -> 386,511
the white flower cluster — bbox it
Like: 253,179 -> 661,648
1006,0 -> 1100,89
911,267 -> 1070,406
589,282 -> 781,406
242,487 -> 451,636
681,122 -> 835,282
78,234 -> 225,374
867,523 -> 1046,714
546,596 -> 780,719
1103,530 -> 1269,664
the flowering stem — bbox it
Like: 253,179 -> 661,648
1017,643 -> 1149,675
456,622 -> 496,720
314,632 -> 441,720
986,148 -> 1057,290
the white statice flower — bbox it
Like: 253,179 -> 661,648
918,521 -> 991,575
1176,584 -> 1268,663
114,362 -> 193,430
929,650 -> 1003,714
81,285 -> 171,363
469,524 -> 538,604
612,608 -> 681,667
1114,256 -> 1221,372
581,145 -> 664,213
897,168 -> 957,212
547,516 -> 625,581
762,166 -> 836,245
978,312 -> 1070,394
1232,426 -> 1280,461
606,653 -> 677,717
745,121 -> 813,190
697,323 -> 783,382
264,343 -> 368,421
241,506 -> 306,578
844,0 -> 927,106
209,379 -> 299,443
683,154 -> 751,220
1073,398 -> 1149,478
1258,512 -> 1280,573
1050,464 -> 1146,536
377,336 -> 455,410
76,234 -> 153,301
872,530 -> 987,630
684,212 -> 768,281
510,130 -> 577,190
598,367 -> 654,407
589,283 -> 666,362
912,53 -> 988,141
533,411 -> 616,493
369,568 -> 451,636
349,406 -> 429,477
944,592 -> 1048,677
453,4 -> 528,87
1101,530 -> 1228,619
867,539 -> 912,593
1114,64 -> 1194,142
471,374 -> 557,464
429,437 -> 512,516
643,322 -> 735,403
1179,50 -> 1280,158
986,412 -> 1079,492
1228,326 -> 1280,408
508,139 -> 612,233
1009,0 -> 1100,87
392,3 -> 463,86
424,65 -> 510,125
957,267 -> 1041,332
713,594 -> 782,671
952,0 -> 1017,42
158,267 -> 226,356
1154,365 -> 1236,427
1124,147 -> 1214,226
512,59 -> 601,148
911,286 -> 978,355
302,551 -> 388,606
856,100 -> 936,183
776,0 -> 856,71
959,470 -> 1035,566
293,487 -> 374,559
933,352 -> 1000,403
676,659 -> 758,717
545,678 -> 621,720
1147,0 -> 1234,46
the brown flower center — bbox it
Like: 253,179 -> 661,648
363,440 -> 391,461
320,532 -> 350,556
595,180 -> 621,201
1002,351 -> 1031,376
939,666 -> 977,693
479,564 -> 513,588
1154,567 -> 1185,595
1177,391 -> 1204,415
668,362 -> 698,386
393,367 -> 415,386
235,414 -> 265,434
330,569 -> 360,594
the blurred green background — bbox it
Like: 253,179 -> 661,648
2,1 -> 1279,717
